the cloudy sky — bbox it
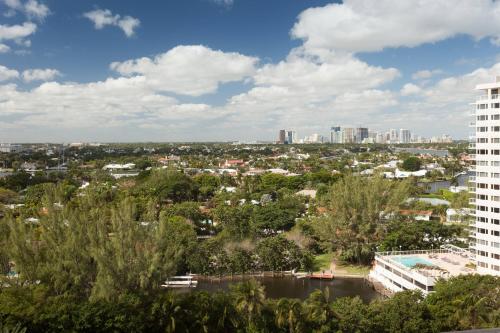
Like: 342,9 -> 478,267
1,0 -> 500,142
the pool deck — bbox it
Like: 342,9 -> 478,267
381,252 -> 474,278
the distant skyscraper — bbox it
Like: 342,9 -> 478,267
355,127 -> 369,143
278,130 -> 286,144
390,129 -> 398,142
286,130 -> 296,144
342,128 -> 355,143
399,129 -> 411,143
330,126 -> 342,143
375,132 -> 386,144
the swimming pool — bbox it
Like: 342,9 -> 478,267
392,256 -> 434,268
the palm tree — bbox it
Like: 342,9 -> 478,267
304,288 -> 338,330
0,323 -> 26,333
231,279 -> 266,328
454,293 -> 493,329
275,298 -> 304,333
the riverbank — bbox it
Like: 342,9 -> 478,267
314,253 -> 371,276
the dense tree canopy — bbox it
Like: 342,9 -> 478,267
402,157 -> 422,172
313,175 -> 411,264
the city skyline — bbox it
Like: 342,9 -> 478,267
276,126 -> 453,144
1,0 -> 500,142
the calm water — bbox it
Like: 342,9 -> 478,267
191,276 -> 380,303
393,147 -> 449,157
417,172 -> 470,193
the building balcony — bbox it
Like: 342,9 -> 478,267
469,198 -> 476,204
469,143 -> 476,149
469,176 -> 476,182
469,154 -> 476,160
477,94 -> 499,101
469,121 -> 476,127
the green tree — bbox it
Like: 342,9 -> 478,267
194,173 -> 221,200
426,275 -> 500,331
231,279 -> 266,330
139,170 -> 198,203
256,236 -> 307,272
304,289 -> 338,331
370,290 -> 434,333
401,157 -> 422,172
379,220 -> 464,251
274,298 -> 304,333
213,204 -> 253,240
313,175 -> 410,264
252,203 -> 297,234
0,188 -> 18,204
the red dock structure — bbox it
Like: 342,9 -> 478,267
307,273 -> 334,280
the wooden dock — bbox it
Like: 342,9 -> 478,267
307,273 -> 334,280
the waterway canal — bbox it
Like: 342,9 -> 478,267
191,276 -> 380,302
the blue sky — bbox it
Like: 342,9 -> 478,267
1,0 -> 500,142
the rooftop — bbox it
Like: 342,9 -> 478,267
377,248 -> 474,279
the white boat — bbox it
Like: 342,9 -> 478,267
161,276 -> 198,288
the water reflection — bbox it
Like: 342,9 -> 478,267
191,276 -> 380,302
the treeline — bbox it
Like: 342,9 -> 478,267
1,171 -> 467,277
0,183 -> 314,298
0,275 -> 499,333
309,175 -> 465,264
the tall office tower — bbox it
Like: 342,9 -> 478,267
278,130 -> 286,144
355,127 -> 369,143
389,129 -> 399,143
399,129 -> 411,143
341,127 -> 355,143
286,130 -> 296,144
310,133 -> 320,143
375,132 -> 386,144
471,77 -> 500,275
330,126 -> 342,143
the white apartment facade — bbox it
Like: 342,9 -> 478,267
471,77 -> 500,275
399,129 -> 411,143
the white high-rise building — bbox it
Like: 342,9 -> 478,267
471,77 -> 500,275
342,127 -> 355,143
399,129 -> 411,143
286,130 -> 297,144
375,132 -> 386,144
330,126 -> 342,143
389,129 -> 398,143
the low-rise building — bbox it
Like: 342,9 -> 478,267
370,247 -> 475,295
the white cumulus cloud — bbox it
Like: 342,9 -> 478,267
0,43 -> 10,53
0,65 -> 19,81
24,0 -> 49,20
400,83 -> 422,96
110,45 -> 258,96
0,22 -> 36,41
83,9 -> 140,37
412,69 -> 443,80
22,68 -> 61,82
2,0 -> 49,20
210,0 -> 234,7
291,0 -> 500,54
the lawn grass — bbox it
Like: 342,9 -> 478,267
313,253 -> 370,275
313,252 -> 334,271
335,261 -> 371,275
